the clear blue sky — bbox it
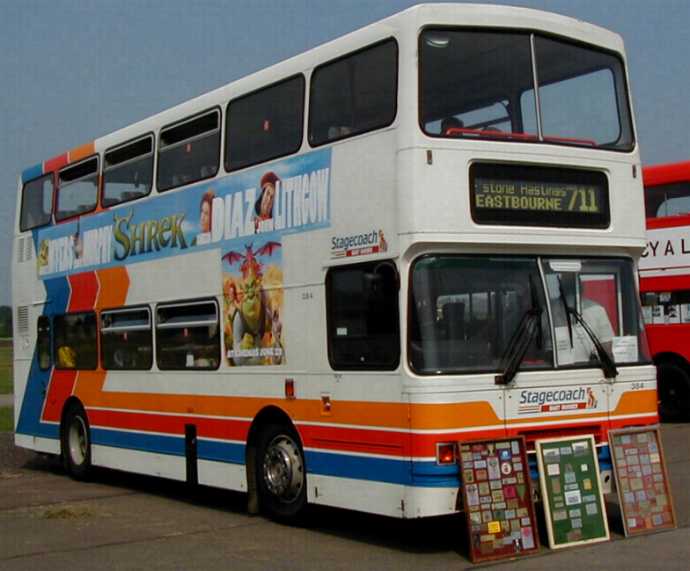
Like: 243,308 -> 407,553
2,0 -> 689,306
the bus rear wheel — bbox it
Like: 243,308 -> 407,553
61,403 -> 92,480
256,424 -> 307,520
657,363 -> 690,422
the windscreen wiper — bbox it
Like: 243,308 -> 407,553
556,276 -> 618,379
495,307 -> 542,386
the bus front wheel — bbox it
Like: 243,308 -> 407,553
657,362 -> 690,422
61,403 -> 93,480
255,424 -> 307,520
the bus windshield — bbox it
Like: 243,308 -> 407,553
409,256 -> 649,375
420,29 -> 633,150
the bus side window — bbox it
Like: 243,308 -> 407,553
56,157 -> 99,221
101,307 -> 153,370
644,181 -> 690,218
326,260 -> 400,370
53,312 -> 98,370
156,300 -> 220,370
37,316 -> 52,370
20,174 -> 53,231
157,110 -> 220,192
309,39 -> 398,147
103,135 -> 154,207
226,75 -> 305,172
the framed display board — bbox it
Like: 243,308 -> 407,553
536,435 -> 609,549
608,426 -> 677,536
458,436 -> 540,563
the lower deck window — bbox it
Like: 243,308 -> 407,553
53,312 -> 98,370
37,316 -> 51,370
101,307 -> 153,370
156,300 -> 220,370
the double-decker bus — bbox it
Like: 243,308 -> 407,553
12,4 -> 655,522
639,161 -> 690,421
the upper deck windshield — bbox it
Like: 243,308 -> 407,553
409,256 -> 649,376
420,29 -> 634,151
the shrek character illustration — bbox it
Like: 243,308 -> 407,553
222,241 -> 281,365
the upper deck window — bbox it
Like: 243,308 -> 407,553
420,29 -> 633,151
226,75 -> 304,172
309,39 -> 398,146
157,110 -> 220,192
20,173 -> 53,231
644,181 -> 690,218
103,135 -> 154,207
56,157 -> 99,221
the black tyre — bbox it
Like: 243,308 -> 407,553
657,363 -> 690,422
255,424 -> 307,520
61,403 -> 92,480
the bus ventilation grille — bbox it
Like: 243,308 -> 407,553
17,237 -> 33,263
16,306 -> 29,336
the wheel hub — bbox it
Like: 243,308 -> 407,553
262,435 -> 303,503
68,416 -> 87,466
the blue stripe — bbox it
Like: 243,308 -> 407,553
16,276 -> 71,439
306,450 -> 414,486
198,439 -> 245,464
21,164 -> 43,184
91,429 -> 246,465
92,428 -> 185,456
84,426 -> 457,488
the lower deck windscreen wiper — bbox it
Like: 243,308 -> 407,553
495,308 -> 541,385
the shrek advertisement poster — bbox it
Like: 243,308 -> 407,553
35,148 -> 331,279
34,149 -> 332,368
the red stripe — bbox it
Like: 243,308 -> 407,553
44,153 -> 69,174
42,370 -> 78,422
81,408 -> 659,458
68,272 -> 100,312
88,409 -> 250,441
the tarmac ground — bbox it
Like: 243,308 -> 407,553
1,422 -> 688,570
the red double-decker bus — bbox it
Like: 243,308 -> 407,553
640,161 -> 690,420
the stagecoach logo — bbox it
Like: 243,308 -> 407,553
331,228 -> 388,259
518,387 -> 598,414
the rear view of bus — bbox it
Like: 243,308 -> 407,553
639,161 -> 690,421
11,4 -> 656,522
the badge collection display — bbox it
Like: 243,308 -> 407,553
458,428 -> 675,563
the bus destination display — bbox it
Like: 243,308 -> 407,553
470,163 -> 610,228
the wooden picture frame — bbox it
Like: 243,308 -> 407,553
608,426 -> 677,536
458,436 -> 540,563
536,435 -> 609,549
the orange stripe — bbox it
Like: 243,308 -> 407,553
411,401 -> 501,429
95,267 -> 130,310
612,389 -> 658,416
68,142 -> 95,163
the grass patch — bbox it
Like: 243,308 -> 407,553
0,406 -> 13,432
0,343 -> 12,395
